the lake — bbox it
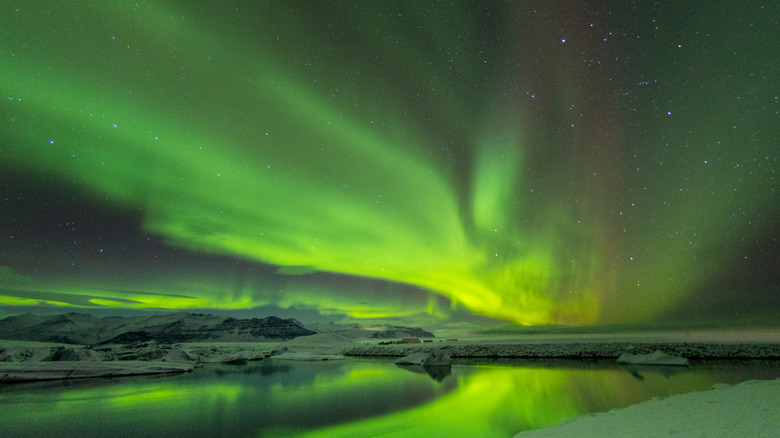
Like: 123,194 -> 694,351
1,358 -> 778,437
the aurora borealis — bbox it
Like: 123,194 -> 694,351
1,1 -> 778,328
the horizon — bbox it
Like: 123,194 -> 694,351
1,306 -> 777,341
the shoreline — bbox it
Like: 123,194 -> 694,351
3,338 -> 778,383
344,341 -> 780,359
0,340 -> 275,383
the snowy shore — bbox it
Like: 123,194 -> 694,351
0,333 -> 357,381
514,378 -> 780,437
0,340 -> 275,382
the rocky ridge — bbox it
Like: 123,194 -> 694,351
344,342 -> 780,359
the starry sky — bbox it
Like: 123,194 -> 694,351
1,1 -> 778,330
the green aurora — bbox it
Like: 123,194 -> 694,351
1,1 -> 778,328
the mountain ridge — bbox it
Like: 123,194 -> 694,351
0,312 -> 315,345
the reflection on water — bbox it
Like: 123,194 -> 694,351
395,363 -> 452,382
0,358 -> 777,437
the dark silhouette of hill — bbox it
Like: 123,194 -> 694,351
0,312 -> 315,345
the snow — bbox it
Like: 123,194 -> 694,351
515,378 -> 780,438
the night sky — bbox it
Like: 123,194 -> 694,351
1,1 -> 778,330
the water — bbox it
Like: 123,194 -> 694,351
1,358 -> 778,437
